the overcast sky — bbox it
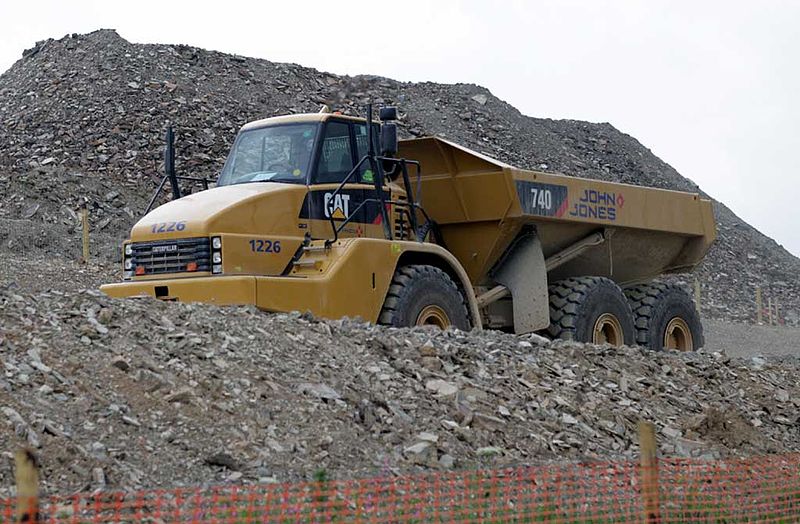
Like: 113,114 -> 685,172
2,0 -> 798,256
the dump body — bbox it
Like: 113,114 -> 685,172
398,137 -> 716,286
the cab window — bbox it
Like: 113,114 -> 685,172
217,123 -> 317,186
315,122 -> 355,184
355,124 -> 379,183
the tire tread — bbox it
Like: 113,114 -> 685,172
547,276 -> 633,344
624,282 -> 704,350
378,265 -> 470,329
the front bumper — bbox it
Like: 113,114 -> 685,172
100,276 -> 257,305
100,238 -> 456,323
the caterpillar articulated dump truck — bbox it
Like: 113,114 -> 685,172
101,106 -> 716,351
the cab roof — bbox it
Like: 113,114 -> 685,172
241,112 -> 367,132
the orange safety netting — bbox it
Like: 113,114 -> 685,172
2,453 -> 800,523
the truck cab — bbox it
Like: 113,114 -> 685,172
119,112 -> 412,283
101,108 -> 481,329
219,113 -> 404,241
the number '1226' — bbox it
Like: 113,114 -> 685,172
249,239 -> 281,253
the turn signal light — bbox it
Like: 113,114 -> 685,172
135,266 -> 145,276
186,262 -> 198,272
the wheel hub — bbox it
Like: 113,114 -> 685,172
416,305 -> 450,329
592,313 -> 624,346
664,317 -> 693,351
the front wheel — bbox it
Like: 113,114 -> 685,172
378,265 -> 471,330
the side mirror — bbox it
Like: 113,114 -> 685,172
380,123 -> 398,156
379,106 -> 397,121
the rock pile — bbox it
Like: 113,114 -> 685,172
1,29 -> 798,323
2,286 -> 800,494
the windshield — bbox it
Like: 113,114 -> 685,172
217,123 -> 318,186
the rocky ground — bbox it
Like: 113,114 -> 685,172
3,280 -> 800,497
0,29 -> 798,324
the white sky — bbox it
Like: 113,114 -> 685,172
2,0 -> 799,256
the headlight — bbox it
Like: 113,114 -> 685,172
124,244 -> 133,256
211,236 -> 222,273
124,259 -> 133,270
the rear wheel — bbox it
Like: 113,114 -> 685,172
548,277 -> 635,346
625,282 -> 704,351
379,265 -> 471,330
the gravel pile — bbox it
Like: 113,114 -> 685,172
2,286 -> 800,495
0,29 -> 798,324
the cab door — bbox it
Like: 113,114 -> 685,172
307,119 -> 389,240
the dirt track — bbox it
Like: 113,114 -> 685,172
703,319 -> 800,357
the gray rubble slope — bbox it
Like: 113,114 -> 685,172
1,287 -> 799,494
0,29 -> 798,324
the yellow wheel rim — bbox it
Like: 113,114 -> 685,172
592,313 -> 624,346
664,317 -> 693,351
416,305 -> 450,329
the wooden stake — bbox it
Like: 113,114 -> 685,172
14,448 -> 40,523
775,298 -> 780,325
756,287 -> 763,324
768,297 -> 774,326
638,421 -> 660,524
81,205 -> 90,264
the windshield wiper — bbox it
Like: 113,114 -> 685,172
228,171 -> 279,184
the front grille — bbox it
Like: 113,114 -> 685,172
131,237 -> 211,275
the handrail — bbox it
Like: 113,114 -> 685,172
324,155 -> 372,245
324,155 -> 425,247
144,175 -> 215,215
143,125 -> 215,216
329,196 -> 434,242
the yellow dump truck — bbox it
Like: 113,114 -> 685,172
101,106 -> 716,351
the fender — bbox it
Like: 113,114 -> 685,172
391,242 -> 483,329
280,237 -> 482,328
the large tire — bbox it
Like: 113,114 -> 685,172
625,282 -> 704,351
548,277 -> 635,346
378,265 -> 471,330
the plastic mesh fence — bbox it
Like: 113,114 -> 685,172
2,453 -> 799,523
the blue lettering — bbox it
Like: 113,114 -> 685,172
570,201 -> 618,221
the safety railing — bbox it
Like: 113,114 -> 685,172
323,154 -> 426,246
